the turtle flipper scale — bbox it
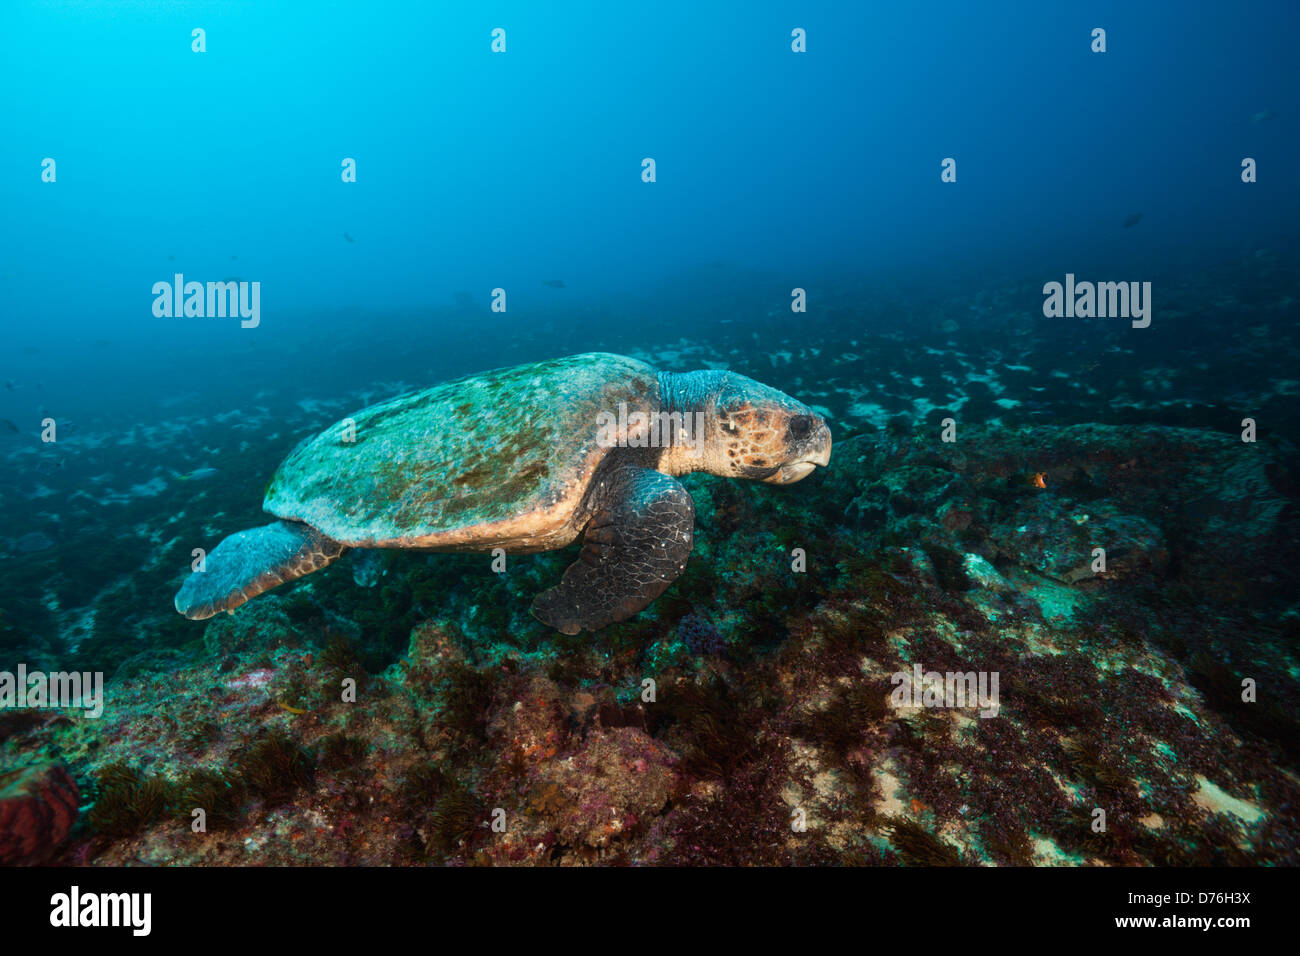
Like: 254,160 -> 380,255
174,520 -> 347,620
531,466 -> 694,635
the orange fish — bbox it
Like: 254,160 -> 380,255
1029,472 -> 1047,489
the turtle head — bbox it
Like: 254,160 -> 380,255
659,371 -> 830,483
710,375 -> 832,484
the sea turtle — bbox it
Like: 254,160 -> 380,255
173,352 -> 832,634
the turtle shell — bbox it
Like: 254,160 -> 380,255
262,352 -> 658,550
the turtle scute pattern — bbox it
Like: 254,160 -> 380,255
262,353 -> 659,548
531,465 -> 695,634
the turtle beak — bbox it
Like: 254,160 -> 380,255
773,461 -> 817,483
770,421 -> 832,484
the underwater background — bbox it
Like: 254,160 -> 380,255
1,0 -> 1298,865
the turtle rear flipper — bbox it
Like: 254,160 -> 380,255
531,466 -> 694,635
174,520 -> 347,620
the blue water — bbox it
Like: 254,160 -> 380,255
3,1 -> 1296,406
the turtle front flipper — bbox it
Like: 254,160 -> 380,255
174,520 -> 347,620
531,466 -> 694,635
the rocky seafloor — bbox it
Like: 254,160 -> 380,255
2,253 -> 1299,866
3,416 -> 1299,865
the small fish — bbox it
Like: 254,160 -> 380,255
276,700 -> 308,715
1122,212 -> 1143,228
176,467 -> 219,481
1250,109 -> 1277,124
343,232 -> 356,243
4,380 -> 18,391
541,279 -> 566,289
0,418 -> 18,433
1029,472 -> 1047,489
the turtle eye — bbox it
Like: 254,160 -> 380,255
789,415 -> 813,439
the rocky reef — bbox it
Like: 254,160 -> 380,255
0,760 -> 79,865
3,417 -> 1296,866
